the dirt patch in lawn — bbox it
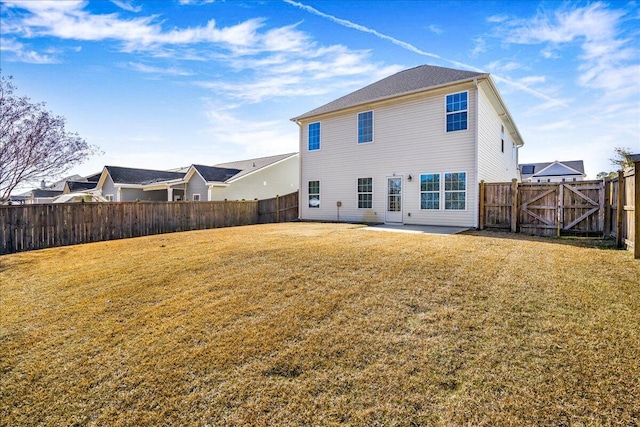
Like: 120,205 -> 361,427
1,223 -> 638,426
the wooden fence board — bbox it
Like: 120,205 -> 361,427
1,192 -> 298,255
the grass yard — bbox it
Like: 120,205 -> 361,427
1,223 -> 639,426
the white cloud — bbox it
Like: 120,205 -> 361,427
496,2 -> 639,97
201,101 -> 298,159
110,0 -> 142,13
0,37 -> 58,63
128,62 -> 194,76
428,24 -> 442,34
178,0 -> 217,5
487,14 -> 509,23
486,60 -> 523,73
3,1 -> 266,52
470,37 -> 486,57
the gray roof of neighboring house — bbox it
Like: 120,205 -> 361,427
212,152 -> 298,181
630,154 -> 640,162
31,189 -> 64,198
519,160 -> 585,179
104,166 -> 185,185
66,181 -> 98,192
85,172 -> 102,182
292,65 -> 486,120
192,165 -> 243,182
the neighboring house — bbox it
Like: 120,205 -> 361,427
519,160 -> 586,183
194,153 -> 299,201
95,153 -> 299,202
27,189 -> 64,204
291,64 -> 524,227
96,166 -> 186,202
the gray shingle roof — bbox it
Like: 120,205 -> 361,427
31,189 -> 63,198
292,65 -> 486,120
105,166 -> 185,185
192,165 -> 242,182
66,181 -> 98,192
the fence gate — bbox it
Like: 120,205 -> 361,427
518,181 -> 604,236
519,183 -> 558,235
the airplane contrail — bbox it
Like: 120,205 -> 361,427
283,0 -> 570,109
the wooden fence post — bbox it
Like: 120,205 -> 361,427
276,195 -> 280,223
616,170 -> 624,249
479,181 -> 485,230
603,178 -> 611,237
634,160 -> 640,259
557,183 -> 564,237
510,178 -> 518,233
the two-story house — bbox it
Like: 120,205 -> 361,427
291,65 -> 525,227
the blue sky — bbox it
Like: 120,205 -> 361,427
1,0 -> 639,186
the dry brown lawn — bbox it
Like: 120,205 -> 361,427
1,222 -> 638,426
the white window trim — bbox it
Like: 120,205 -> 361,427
357,110 -> 374,144
105,194 -> 114,202
308,121 -> 321,152
192,194 -> 201,201
308,180 -> 320,209
357,177 -> 374,209
419,173 -> 441,210
444,90 -> 469,133
444,171 -> 468,211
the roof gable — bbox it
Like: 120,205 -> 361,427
292,65 -> 485,120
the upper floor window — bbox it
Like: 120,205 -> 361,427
308,122 -> 320,151
357,177 -> 373,208
446,91 -> 468,132
358,111 -> 373,143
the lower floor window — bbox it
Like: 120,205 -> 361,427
357,177 -> 373,208
308,180 -> 320,208
192,194 -> 201,201
444,172 -> 466,210
419,172 -> 466,210
105,194 -> 114,202
420,174 -> 440,210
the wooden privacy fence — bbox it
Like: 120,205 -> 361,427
603,167 -> 638,257
1,192 -> 299,255
480,180 -> 605,236
480,162 -> 639,258
257,192 -> 299,223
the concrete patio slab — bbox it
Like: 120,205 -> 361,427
361,224 -> 470,235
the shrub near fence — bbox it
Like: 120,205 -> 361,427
0,192 -> 299,255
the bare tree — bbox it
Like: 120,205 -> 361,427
609,146 -> 634,170
0,74 -> 99,200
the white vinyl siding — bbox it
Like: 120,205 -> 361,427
477,84 -> 519,183
299,82 -> 477,227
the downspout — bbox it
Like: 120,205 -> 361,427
473,78 -> 480,229
295,120 -> 303,220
